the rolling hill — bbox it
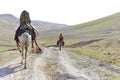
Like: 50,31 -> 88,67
40,12 -> 120,42
0,14 -> 68,34
0,14 -> 68,41
1,13 -> 120,46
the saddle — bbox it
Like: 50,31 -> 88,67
18,29 -> 32,36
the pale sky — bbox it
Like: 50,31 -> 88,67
0,0 -> 120,25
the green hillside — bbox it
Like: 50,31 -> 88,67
40,13 -> 120,41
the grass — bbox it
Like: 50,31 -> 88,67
0,46 -> 9,53
0,50 -> 19,67
0,41 -> 16,53
96,69 -> 120,80
41,41 -> 56,47
0,37 -> 18,66
67,37 -> 120,67
64,37 -> 120,80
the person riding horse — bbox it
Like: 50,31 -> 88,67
57,33 -> 65,47
14,10 -> 40,50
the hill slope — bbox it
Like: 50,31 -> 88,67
40,13 -> 120,41
0,14 -> 68,34
0,14 -> 68,39
31,20 -> 67,31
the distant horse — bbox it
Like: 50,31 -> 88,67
18,30 -> 31,69
57,40 -> 64,50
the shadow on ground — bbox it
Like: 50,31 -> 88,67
0,63 -> 23,78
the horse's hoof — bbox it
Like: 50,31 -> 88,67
39,48 -> 42,51
39,49 -> 43,53
36,48 -> 43,54
19,50 -> 21,53
24,66 -> 27,69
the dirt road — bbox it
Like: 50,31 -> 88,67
0,47 -> 100,80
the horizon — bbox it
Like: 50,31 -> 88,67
0,0 -> 120,25
0,12 -> 119,26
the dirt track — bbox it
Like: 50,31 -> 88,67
0,47 -> 100,80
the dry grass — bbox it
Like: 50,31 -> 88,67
67,37 -> 120,67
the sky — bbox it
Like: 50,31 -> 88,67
0,0 -> 120,25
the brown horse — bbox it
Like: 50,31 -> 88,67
57,40 -> 64,50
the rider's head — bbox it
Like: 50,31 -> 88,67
60,33 -> 62,36
20,10 -> 31,24
59,33 -> 63,39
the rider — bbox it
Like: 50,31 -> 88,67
14,10 -> 36,47
57,33 -> 65,47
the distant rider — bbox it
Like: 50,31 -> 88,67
57,33 -> 65,46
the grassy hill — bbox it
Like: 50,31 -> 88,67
32,20 -> 67,31
40,13 -> 120,42
0,14 -> 68,33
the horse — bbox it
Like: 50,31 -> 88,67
18,30 -> 31,69
57,40 -> 64,50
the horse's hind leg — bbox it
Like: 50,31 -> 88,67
24,47 -> 28,69
63,41 -> 65,47
32,40 -> 34,48
21,47 -> 24,64
16,42 -> 21,53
